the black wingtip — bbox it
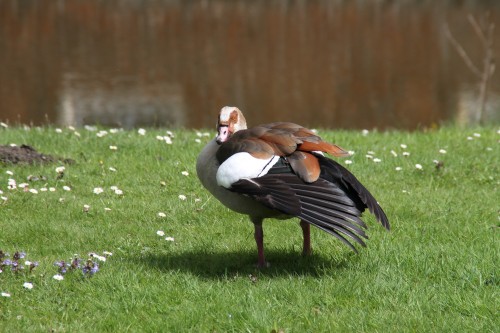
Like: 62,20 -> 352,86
317,154 -> 391,231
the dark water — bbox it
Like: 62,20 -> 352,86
0,1 -> 499,130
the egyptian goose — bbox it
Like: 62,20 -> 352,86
196,106 -> 389,267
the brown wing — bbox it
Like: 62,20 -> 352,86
216,125 -> 300,163
287,151 -> 321,183
216,122 -> 349,183
262,122 -> 350,157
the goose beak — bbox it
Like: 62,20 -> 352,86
216,125 -> 230,144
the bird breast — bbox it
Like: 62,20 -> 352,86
196,139 -> 283,218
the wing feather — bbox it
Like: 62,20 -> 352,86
229,153 -> 389,251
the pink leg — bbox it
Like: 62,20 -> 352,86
252,218 -> 268,268
300,220 -> 312,256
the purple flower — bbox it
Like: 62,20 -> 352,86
70,258 -> 81,270
13,251 -> 26,260
2,259 -> 12,266
82,260 -> 99,276
90,263 -> 99,275
54,261 -> 68,274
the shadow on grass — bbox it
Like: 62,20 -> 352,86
133,248 -> 355,279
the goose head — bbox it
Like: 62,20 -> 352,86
216,106 -> 247,144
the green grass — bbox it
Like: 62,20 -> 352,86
0,125 -> 498,332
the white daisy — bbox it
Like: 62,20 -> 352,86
23,282 -> 33,289
93,187 -> 104,195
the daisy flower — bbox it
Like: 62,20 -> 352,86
23,282 -> 33,290
93,187 -> 104,195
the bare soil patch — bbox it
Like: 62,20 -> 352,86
0,145 -> 74,165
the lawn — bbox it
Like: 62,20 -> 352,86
0,124 -> 498,332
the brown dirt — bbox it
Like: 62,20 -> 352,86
0,144 -> 74,165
